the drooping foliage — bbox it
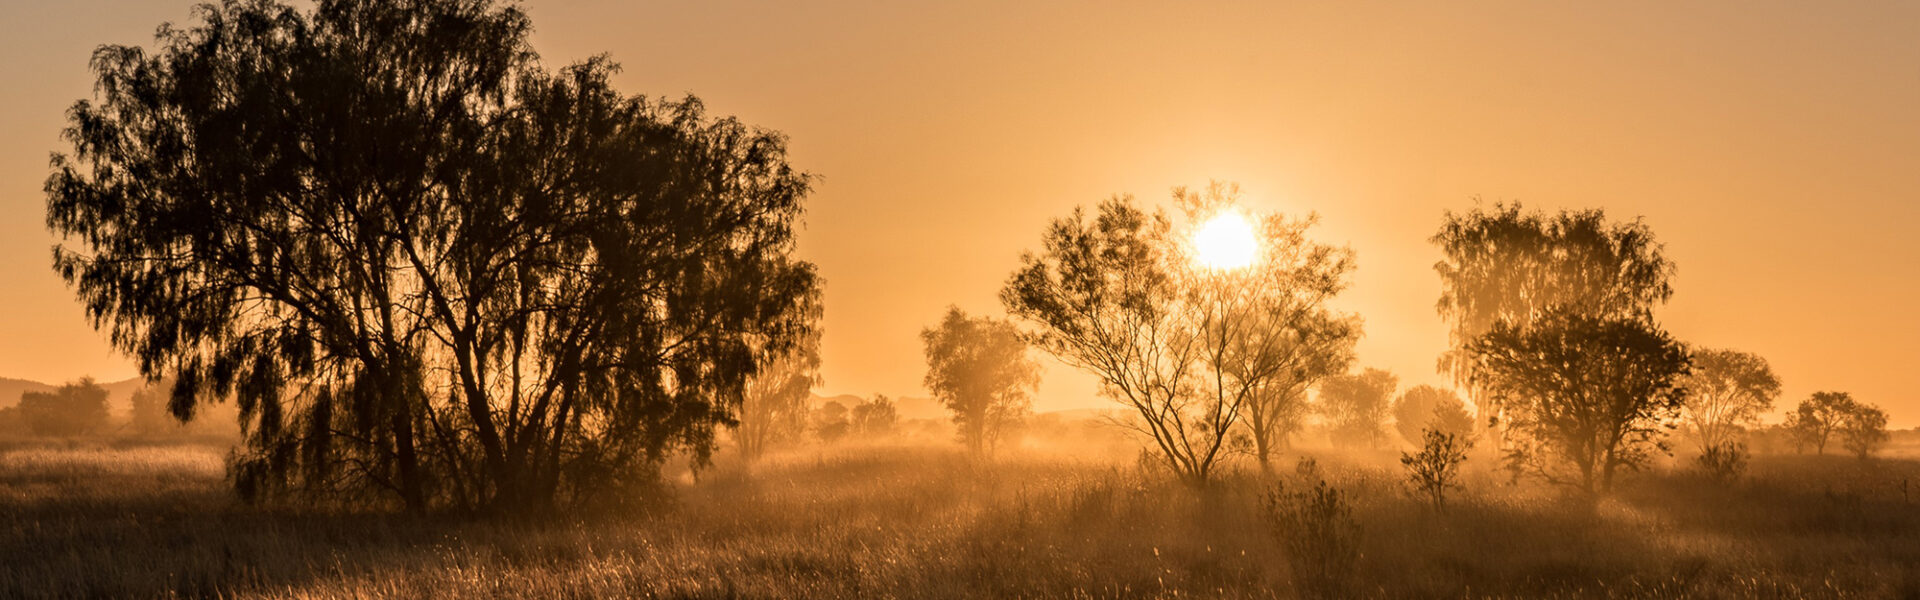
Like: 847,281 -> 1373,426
1432,203 -> 1675,411
46,0 -> 817,511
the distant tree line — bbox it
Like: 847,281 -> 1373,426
996,193 -> 1892,491
0,378 -> 240,439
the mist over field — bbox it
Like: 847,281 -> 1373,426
4,1 -> 1919,598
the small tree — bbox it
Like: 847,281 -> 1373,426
1391,385 -> 1474,446
921,307 -> 1040,457
1401,428 -> 1472,510
1839,402 -> 1889,460
127,379 -> 180,436
1785,392 -> 1855,455
1469,309 -> 1691,493
1679,348 -> 1781,452
1319,368 -> 1397,449
18,378 -> 110,437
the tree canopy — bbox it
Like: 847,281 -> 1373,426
1392,385 -> 1475,446
1679,348 -> 1781,451
1319,368 -> 1398,449
46,0 -> 818,511
921,307 -> 1040,456
1003,183 -> 1357,484
1432,204 -> 1675,408
1470,309 -> 1691,493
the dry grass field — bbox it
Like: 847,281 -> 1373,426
3,437 -> 1919,599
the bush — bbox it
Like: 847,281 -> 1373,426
1401,428 -> 1471,510
1694,441 -> 1749,484
1264,460 -> 1361,598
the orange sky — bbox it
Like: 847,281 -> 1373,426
2,1 -> 1915,425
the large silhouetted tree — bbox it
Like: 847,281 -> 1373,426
46,0 -> 817,511
1176,185 -> 1359,470
1392,385 -> 1474,446
1469,309 -> 1691,493
1432,204 -> 1675,446
921,307 -> 1040,456
1319,368 -> 1398,449
1678,348 -> 1780,452
1003,196 -> 1217,482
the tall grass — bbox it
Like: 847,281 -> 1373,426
2,440 -> 1918,598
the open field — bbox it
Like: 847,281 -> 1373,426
3,439 -> 1920,599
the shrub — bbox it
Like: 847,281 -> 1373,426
1264,461 -> 1361,598
1694,441 -> 1749,484
1401,428 -> 1472,510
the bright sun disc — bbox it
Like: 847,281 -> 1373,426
1193,211 -> 1258,270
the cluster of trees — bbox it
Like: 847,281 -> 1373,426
1435,204 -> 1889,492
809,395 -> 899,443
999,194 -> 1893,492
0,378 -> 241,439
1784,391 -> 1889,459
0,379 -> 109,437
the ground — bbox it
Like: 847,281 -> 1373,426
2,438 -> 1918,599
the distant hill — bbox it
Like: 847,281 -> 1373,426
0,378 -> 55,409
1034,407 -> 1126,424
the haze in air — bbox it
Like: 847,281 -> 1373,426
0,1 -> 1916,598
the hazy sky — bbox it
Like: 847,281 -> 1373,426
2,1 -> 1916,425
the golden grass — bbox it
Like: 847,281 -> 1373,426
2,440 -> 1918,599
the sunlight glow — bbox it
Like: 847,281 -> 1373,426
1193,211 -> 1258,270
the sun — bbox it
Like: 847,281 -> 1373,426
1193,211 -> 1258,270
